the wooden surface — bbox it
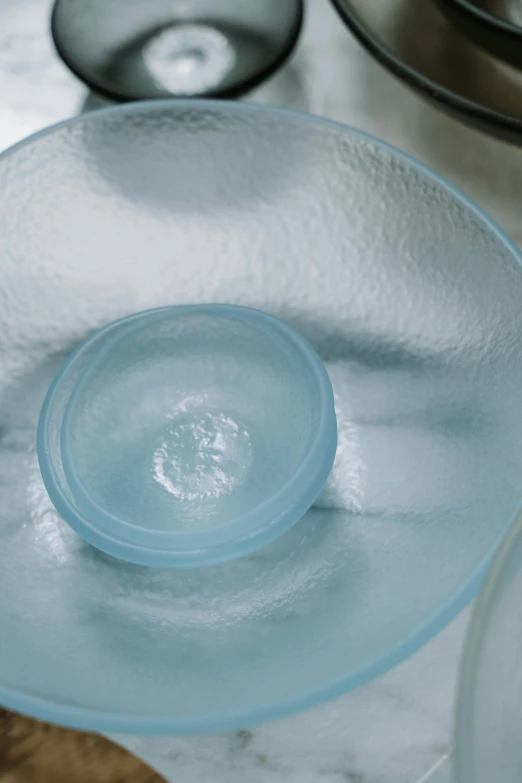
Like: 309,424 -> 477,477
0,710 -> 164,783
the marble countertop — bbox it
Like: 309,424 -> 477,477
116,611 -> 467,783
1,0 -> 520,779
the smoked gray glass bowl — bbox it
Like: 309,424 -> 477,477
51,0 -> 303,101
436,0 -> 522,71
456,506 -> 522,783
331,0 -> 522,145
2,101 -> 522,734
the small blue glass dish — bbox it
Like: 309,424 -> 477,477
37,304 -> 337,568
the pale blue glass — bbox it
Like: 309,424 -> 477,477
456,507 -> 522,783
37,304 -> 337,567
0,101 -> 522,735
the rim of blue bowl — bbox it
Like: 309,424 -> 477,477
0,99 -> 521,733
40,304 -> 338,567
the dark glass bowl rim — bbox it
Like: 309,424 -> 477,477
330,0 -> 522,141
440,0 -> 522,40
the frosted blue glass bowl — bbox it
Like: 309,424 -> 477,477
1,100 -> 522,735
37,304 -> 337,567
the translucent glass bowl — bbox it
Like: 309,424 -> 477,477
456,506 -> 522,783
51,0 -> 304,101
37,304 -> 337,567
1,101 -> 522,734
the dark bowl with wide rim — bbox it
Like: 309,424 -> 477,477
436,0 -> 522,71
331,0 -> 522,144
2,100 -> 522,735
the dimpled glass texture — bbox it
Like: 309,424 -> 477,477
37,304 -> 337,567
2,101 -> 522,734
456,507 -> 522,783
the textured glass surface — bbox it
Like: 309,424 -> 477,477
1,101 -> 522,733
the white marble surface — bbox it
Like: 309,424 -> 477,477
0,0 -> 519,780
116,610 -> 468,783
